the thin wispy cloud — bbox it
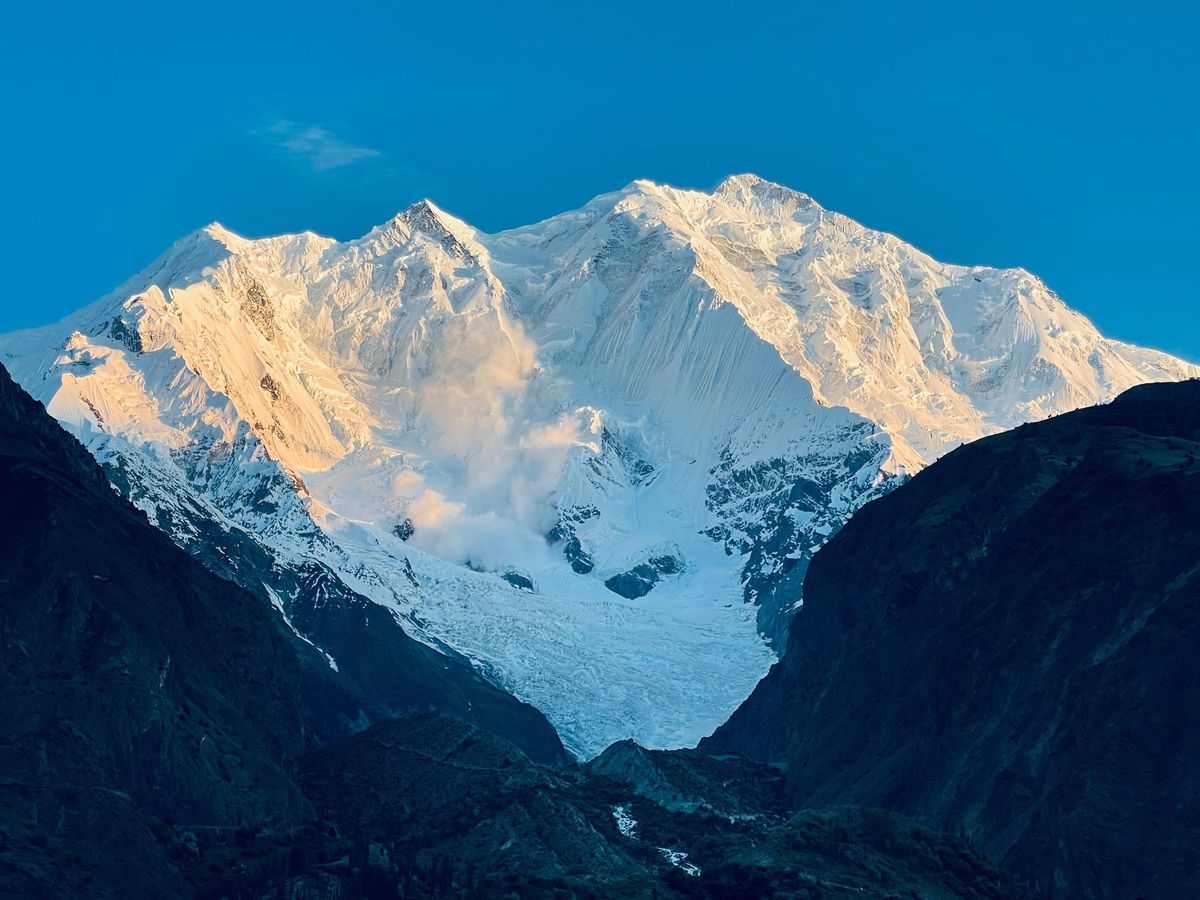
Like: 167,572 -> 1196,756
265,120 -> 382,172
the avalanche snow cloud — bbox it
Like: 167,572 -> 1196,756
3,175 -> 1195,757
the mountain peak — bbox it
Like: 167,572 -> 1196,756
716,173 -> 769,192
200,220 -> 236,240
401,198 -> 467,231
401,197 -> 446,220
366,198 -> 477,253
625,178 -> 667,194
184,221 -> 257,252
714,173 -> 818,211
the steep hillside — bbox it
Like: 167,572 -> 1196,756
285,712 -> 1029,900
0,361 -> 1026,898
0,364 -> 307,896
0,360 -> 567,896
706,379 -> 1200,898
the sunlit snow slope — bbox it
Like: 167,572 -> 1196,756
3,175 -> 1194,756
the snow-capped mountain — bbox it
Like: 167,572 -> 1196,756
3,174 -> 1194,757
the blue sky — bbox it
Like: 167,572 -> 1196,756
2,1 -> 1196,358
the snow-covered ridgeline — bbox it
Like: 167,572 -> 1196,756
2,175 -> 1194,756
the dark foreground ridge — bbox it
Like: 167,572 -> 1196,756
3,362 -> 1194,897
707,378 -> 1200,898
0,363 -> 1027,897
0,360 -> 308,896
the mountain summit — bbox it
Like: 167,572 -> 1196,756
2,176 -> 1194,755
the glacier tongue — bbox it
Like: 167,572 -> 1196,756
2,175 -> 1195,757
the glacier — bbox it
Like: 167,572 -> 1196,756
2,174 -> 1194,757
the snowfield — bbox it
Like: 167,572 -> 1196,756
3,175 -> 1194,756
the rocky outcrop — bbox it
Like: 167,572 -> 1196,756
0,362 -> 564,898
706,379 -> 1200,898
0,345 -> 1028,897
0,364 -> 308,896
293,713 -> 1029,899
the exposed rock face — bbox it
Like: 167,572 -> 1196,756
294,713 -> 1029,900
95,414 -> 569,765
0,361 -> 1029,898
0,363 -> 307,896
279,561 -> 568,765
587,740 -> 789,817
297,714 -> 656,895
706,379 -> 1200,898
0,362 -> 564,896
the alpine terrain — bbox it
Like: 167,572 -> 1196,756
2,175 -> 1195,756
705,378 -> 1200,898
0,358 -> 1034,899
